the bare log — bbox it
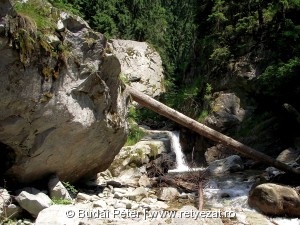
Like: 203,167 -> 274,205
198,181 -> 203,211
127,86 -> 300,175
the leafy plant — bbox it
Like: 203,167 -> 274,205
125,123 -> 145,146
14,0 -> 56,30
51,198 -> 72,205
62,181 -> 78,195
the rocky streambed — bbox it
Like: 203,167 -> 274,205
1,129 -> 300,225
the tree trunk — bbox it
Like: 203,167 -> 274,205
127,86 -> 300,175
198,181 -> 203,211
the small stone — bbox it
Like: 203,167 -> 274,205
98,193 -> 104,198
48,175 -> 72,201
158,187 -> 179,201
113,193 -> 124,199
107,180 -> 122,187
76,193 -> 92,201
93,200 -> 107,209
127,187 -> 147,202
114,201 -> 126,209
131,203 -> 139,210
138,175 -> 151,187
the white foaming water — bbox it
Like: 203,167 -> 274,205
167,131 -> 204,173
163,130 -> 299,224
167,131 -> 190,172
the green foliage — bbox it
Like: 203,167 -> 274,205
14,0 -> 56,30
197,110 -> 209,123
235,112 -> 272,137
209,46 -> 231,62
49,0 -> 82,16
258,57 -> 300,96
62,181 -> 78,195
51,198 -> 72,205
125,123 -> 145,146
126,106 -> 145,146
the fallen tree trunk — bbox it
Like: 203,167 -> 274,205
127,86 -> 300,175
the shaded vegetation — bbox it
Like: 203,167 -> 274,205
50,0 -> 300,123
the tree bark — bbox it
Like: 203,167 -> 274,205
127,86 -> 300,175
198,181 -> 203,211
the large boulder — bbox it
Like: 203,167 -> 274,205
0,3 -> 127,183
109,133 -> 169,177
205,92 -> 245,132
207,155 -> 244,176
205,144 -> 235,164
248,183 -> 300,217
109,39 -> 165,98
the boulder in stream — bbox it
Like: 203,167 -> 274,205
207,155 -> 244,176
248,183 -> 300,217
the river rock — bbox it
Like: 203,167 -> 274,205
110,139 -> 168,176
158,187 -> 180,201
204,92 -> 245,132
109,39 -> 165,98
0,2 -> 127,183
48,176 -> 72,201
205,144 -> 235,163
15,187 -> 52,218
207,155 -> 244,175
248,183 -> 300,217
276,147 -> 300,164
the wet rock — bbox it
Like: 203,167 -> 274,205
48,176 -> 72,201
158,187 -> 179,201
205,144 -> 235,163
15,188 -> 52,218
207,155 -> 244,176
248,183 -> 300,217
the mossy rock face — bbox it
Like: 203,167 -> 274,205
109,140 -> 168,176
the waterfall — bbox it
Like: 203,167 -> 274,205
168,131 -> 190,172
